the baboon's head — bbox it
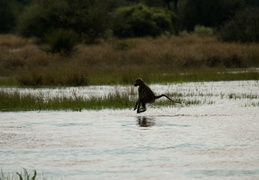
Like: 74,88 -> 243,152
134,78 -> 144,86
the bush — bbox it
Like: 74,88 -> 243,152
17,0 -> 110,43
219,7 -> 259,43
194,25 -> 214,36
46,29 -> 79,55
112,3 -> 175,38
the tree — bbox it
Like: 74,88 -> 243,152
219,7 -> 259,43
245,0 -> 259,7
181,0 -> 243,31
112,3 -> 176,38
0,0 -> 19,33
17,0 -> 110,43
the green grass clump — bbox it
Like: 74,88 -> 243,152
0,91 -> 39,111
16,168 -> 37,180
228,93 -> 259,100
1,168 -> 38,180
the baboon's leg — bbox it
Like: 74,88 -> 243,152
137,101 -> 146,113
137,101 -> 142,113
134,99 -> 140,111
141,101 -> 146,112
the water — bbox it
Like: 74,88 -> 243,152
1,81 -> 259,179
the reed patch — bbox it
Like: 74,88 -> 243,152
0,89 -> 200,112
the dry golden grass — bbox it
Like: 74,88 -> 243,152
0,34 -> 35,48
0,34 -> 259,86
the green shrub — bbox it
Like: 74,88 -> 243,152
219,7 -> 259,43
194,25 -> 214,36
113,40 -> 138,50
45,29 -> 78,55
112,3 -> 175,38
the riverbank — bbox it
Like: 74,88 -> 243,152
0,34 -> 259,86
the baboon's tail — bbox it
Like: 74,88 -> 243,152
155,94 -> 180,103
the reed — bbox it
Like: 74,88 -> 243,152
0,89 -> 196,111
0,90 -> 133,111
1,168 -> 38,180
0,34 -> 259,86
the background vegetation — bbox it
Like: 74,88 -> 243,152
0,0 -> 259,86
2,0 -> 259,42
0,34 -> 258,86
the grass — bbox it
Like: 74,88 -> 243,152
228,93 -> 258,100
0,34 -> 258,111
1,168 -> 42,180
251,102 -> 259,107
0,34 -> 259,86
1,80 -> 258,111
0,89 -> 202,111
0,90 -> 129,111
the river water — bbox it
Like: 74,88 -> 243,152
0,81 -> 259,179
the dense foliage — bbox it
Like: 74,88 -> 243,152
1,0 -> 259,44
112,4 -> 175,37
17,0 -> 110,43
219,7 -> 259,43
180,0 -> 243,31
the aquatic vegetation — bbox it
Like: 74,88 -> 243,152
228,93 -> 258,100
251,102 -> 259,107
1,81 -> 258,111
0,89 -> 134,111
1,168 -> 39,180
16,168 -> 37,180
0,88 -> 199,111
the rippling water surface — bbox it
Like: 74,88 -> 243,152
1,81 -> 259,179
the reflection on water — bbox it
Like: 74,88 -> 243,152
137,116 -> 155,127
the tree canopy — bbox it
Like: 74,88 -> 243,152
0,0 -> 258,43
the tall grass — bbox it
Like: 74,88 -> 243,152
0,34 -> 259,86
0,89 -> 199,111
0,90 -> 134,111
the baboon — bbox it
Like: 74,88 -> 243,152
133,78 -> 176,113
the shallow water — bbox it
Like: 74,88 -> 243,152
1,81 -> 259,179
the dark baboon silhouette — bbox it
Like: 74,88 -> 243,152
133,78 -> 176,113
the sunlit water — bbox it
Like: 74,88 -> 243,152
1,81 -> 259,179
